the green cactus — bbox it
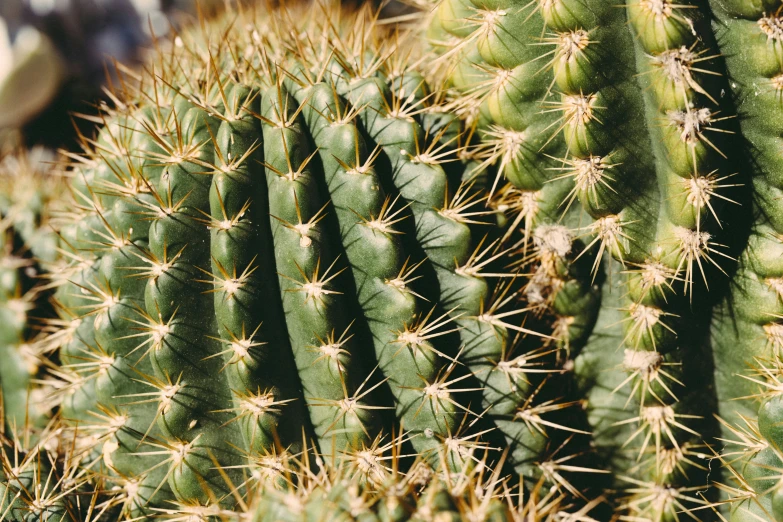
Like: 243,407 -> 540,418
706,2 -> 783,520
15,0 -> 783,519
426,0 -> 771,519
0,148 -> 63,436
27,4 -> 607,520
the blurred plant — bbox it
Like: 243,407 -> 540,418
0,16 -> 63,130
0,0 -> 229,148
0,0 -> 147,146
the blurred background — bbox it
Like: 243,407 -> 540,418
0,0 -> 412,152
0,0 -> 235,150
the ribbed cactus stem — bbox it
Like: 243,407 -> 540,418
708,1 -> 783,520
37,5 -> 579,516
428,0 -> 744,516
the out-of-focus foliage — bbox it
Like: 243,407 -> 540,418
0,0 -> 226,146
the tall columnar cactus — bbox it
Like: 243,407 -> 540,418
0,148 -> 63,435
427,0 -> 750,519
35,4 -> 603,519
707,2 -> 783,520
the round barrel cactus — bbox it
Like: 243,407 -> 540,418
28,3 -> 601,521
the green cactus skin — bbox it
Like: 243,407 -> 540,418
707,2 -> 783,520
33,5 -> 602,519
0,149 -> 62,436
428,0 -> 750,518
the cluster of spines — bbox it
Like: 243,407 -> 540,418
0,429 -> 85,522
248,438 -> 605,522
3,424 -> 602,522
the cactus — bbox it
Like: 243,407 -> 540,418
425,0 -> 774,520
12,0 -> 783,520
706,2 -> 783,520
23,3 -> 612,520
0,148 -> 63,436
